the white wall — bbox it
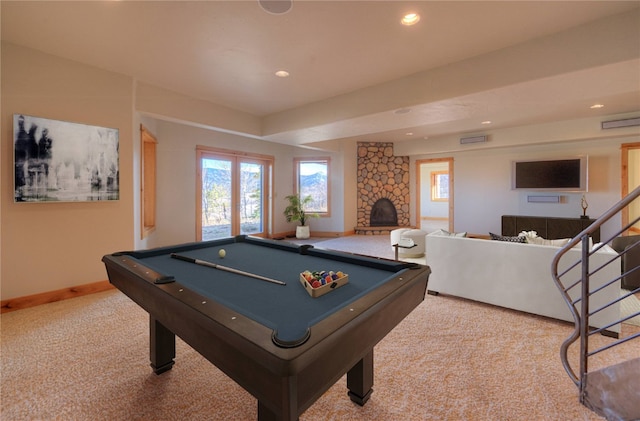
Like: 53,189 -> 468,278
629,148 -> 640,230
133,113 -> 159,250
342,140 -> 359,233
2,42 -> 638,301
453,143 -> 621,236
419,161 -> 449,218
288,145 -> 348,235
1,43 -> 135,300
144,120 -> 286,248
299,138 -> 359,234
401,127 -> 639,240
141,119 -> 347,248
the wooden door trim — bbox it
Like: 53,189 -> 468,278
621,142 -> 640,234
415,157 -> 454,232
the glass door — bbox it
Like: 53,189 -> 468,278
197,149 -> 270,241
200,157 -> 233,239
239,161 -> 265,236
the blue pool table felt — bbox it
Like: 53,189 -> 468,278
137,242 -> 407,344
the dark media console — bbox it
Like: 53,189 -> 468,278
502,215 -> 600,243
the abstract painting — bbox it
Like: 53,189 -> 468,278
14,114 -> 119,202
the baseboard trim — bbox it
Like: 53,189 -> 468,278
309,230 -> 353,237
271,230 -> 352,239
1,280 -> 115,313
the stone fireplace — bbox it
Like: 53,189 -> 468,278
356,142 -> 410,234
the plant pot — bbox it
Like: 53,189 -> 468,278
296,225 -> 310,239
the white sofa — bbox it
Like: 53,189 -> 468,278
425,235 -> 621,334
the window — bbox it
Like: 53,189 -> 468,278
141,125 -> 157,238
431,171 -> 449,201
295,158 -> 329,215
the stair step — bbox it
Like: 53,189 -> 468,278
583,357 -> 640,421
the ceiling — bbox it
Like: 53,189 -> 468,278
2,1 -> 639,146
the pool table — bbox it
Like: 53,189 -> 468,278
102,235 -> 430,421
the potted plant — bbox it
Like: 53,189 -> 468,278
284,194 -> 318,239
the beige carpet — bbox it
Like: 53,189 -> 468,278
2,287 -> 639,420
2,235 -> 638,420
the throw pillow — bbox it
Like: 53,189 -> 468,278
527,237 -> 570,247
489,232 -> 526,243
518,230 -> 539,241
592,243 -> 616,254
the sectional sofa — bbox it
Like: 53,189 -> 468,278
425,234 -> 621,335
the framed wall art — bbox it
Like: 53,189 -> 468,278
14,114 -> 119,202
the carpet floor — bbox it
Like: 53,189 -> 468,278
2,235 -> 638,420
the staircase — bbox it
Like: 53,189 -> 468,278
551,186 -> 640,421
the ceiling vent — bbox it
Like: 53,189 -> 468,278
601,117 -> 640,130
460,135 -> 487,145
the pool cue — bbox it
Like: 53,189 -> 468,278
170,253 -> 286,286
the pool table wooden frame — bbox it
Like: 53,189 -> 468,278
102,236 -> 430,421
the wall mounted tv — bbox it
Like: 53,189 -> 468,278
512,157 -> 588,191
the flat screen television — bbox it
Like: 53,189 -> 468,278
512,156 -> 588,191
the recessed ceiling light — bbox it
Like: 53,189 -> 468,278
405,132 -> 414,136
590,104 -> 605,109
275,70 -> 290,78
401,13 -> 420,26
258,0 -> 292,15
481,120 -> 492,125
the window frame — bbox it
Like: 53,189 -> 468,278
140,125 -> 157,239
294,157 -> 330,217
431,170 -> 449,202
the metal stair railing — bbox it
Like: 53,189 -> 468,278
551,185 -> 640,420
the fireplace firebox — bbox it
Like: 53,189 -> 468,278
370,198 -> 398,227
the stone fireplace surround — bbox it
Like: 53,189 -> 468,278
356,142 -> 410,235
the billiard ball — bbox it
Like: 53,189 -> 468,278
219,249 -> 226,258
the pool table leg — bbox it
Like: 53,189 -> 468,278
347,349 -> 374,406
149,316 -> 175,375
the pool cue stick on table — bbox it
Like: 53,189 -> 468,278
170,253 -> 286,286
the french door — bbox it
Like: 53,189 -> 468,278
196,147 -> 272,241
